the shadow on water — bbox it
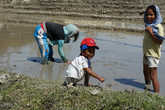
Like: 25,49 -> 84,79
115,78 -> 144,89
27,57 -> 41,63
27,57 -> 64,64
54,58 -> 64,63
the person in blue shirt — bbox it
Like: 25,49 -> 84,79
33,22 -> 79,64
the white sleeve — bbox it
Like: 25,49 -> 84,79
81,59 -> 88,68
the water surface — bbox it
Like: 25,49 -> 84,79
0,24 -> 165,96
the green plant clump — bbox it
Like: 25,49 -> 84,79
0,71 -> 164,110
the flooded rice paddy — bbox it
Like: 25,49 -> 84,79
0,24 -> 165,96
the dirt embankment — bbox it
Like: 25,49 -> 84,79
0,0 -> 165,32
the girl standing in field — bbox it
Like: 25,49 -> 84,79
143,5 -> 164,93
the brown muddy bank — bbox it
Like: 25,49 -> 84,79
1,0 -> 165,32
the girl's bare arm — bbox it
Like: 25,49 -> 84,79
146,26 -> 163,44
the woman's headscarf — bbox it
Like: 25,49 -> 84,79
63,24 -> 79,43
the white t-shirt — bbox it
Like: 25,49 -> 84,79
65,56 -> 88,80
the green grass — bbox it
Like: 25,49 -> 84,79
0,70 -> 164,110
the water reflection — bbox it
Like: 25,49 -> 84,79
39,64 -> 53,80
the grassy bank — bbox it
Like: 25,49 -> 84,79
0,70 -> 164,110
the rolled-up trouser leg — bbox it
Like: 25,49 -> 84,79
48,44 -> 53,58
34,25 -> 49,64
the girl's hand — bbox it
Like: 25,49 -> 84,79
146,26 -> 163,44
146,26 -> 153,33
65,60 -> 71,64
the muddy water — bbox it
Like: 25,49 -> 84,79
0,24 -> 165,96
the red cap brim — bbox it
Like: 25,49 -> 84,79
94,46 -> 99,49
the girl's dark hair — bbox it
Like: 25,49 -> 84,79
146,5 -> 157,18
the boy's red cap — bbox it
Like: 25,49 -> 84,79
81,37 -> 99,49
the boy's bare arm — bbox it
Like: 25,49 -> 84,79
83,68 -> 104,83
146,26 -> 163,44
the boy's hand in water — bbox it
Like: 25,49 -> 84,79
99,77 -> 104,83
